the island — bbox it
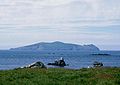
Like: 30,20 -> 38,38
10,41 -> 100,52
91,53 -> 111,56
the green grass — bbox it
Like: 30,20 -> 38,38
0,67 -> 120,85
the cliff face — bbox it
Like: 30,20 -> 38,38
10,41 -> 100,51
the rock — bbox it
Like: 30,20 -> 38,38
47,58 -> 67,67
93,61 -> 103,67
21,61 -> 46,69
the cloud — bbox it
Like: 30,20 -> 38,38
0,0 -> 120,27
0,0 -> 73,7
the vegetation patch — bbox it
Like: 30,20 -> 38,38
0,68 -> 120,85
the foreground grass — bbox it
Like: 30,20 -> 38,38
0,67 -> 120,85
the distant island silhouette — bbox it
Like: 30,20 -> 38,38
10,41 -> 100,52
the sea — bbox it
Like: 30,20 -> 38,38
0,50 -> 120,70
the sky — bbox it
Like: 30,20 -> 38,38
0,0 -> 120,50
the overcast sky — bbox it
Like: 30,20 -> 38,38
0,0 -> 120,50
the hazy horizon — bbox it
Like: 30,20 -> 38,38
0,0 -> 120,50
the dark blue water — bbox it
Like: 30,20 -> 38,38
0,50 -> 120,70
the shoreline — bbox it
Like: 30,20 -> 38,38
0,66 -> 120,71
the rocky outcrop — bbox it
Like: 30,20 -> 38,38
93,61 -> 103,67
20,61 -> 46,69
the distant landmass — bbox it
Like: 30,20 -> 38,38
10,41 -> 100,51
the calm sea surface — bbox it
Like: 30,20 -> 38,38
0,50 -> 120,70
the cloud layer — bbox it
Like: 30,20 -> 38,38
0,0 -> 120,26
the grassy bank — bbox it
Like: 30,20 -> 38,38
0,67 -> 120,85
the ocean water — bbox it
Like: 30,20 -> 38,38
0,50 -> 120,70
